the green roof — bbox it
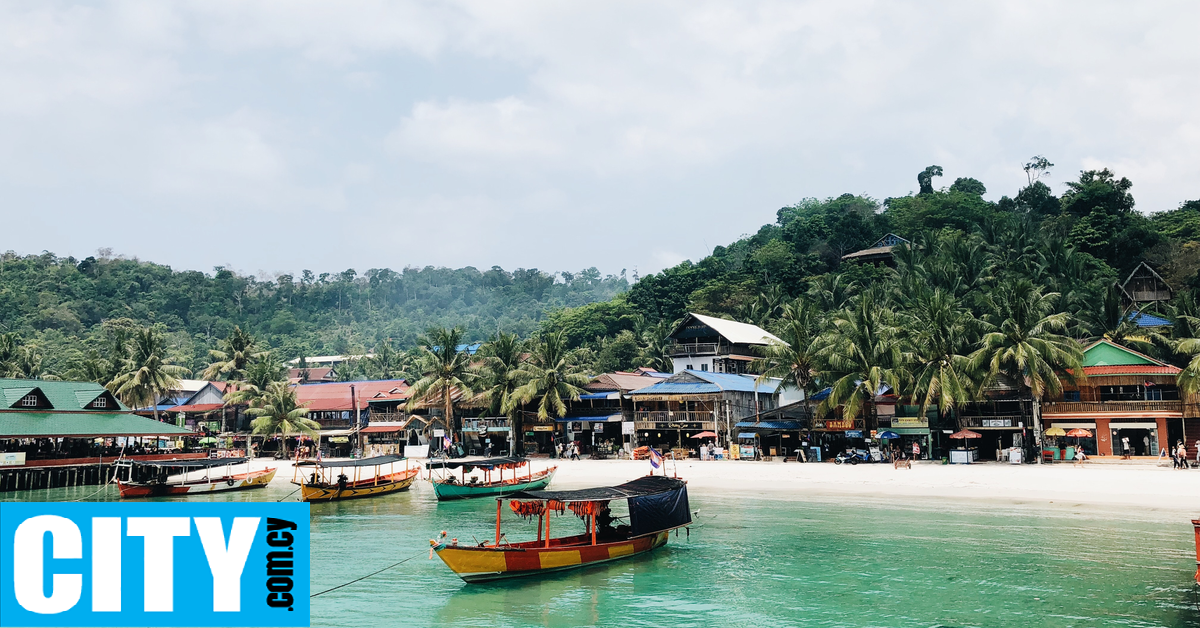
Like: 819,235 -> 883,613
0,379 -> 127,411
0,412 -> 193,438
1081,340 -> 1159,367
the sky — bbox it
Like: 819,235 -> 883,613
2,1 -> 1199,280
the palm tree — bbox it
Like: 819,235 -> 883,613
506,331 -> 590,428
364,339 -> 406,380
815,293 -> 905,428
1078,283 -> 1145,348
0,333 -> 19,375
109,328 -> 190,423
405,327 -> 476,442
247,382 -> 320,458
752,300 -> 822,401
904,290 -> 982,420
636,319 -> 674,373
970,280 -> 1084,459
65,349 -> 112,384
201,326 -> 262,381
224,354 -> 288,408
477,332 -> 526,453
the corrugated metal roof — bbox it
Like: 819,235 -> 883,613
295,379 -> 410,411
630,371 -> 778,395
1127,310 -> 1172,327
166,403 -> 224,413
1083,365 -> 1181,376
0,412 -> 193,438
734,420 -> 804,430
0,379 -> 126,411
680,313 -> 786,346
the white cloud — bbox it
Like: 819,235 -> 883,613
1,0 -> 1199,276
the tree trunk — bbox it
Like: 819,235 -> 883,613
444,387 -> 455,444
512,411 -> 523,456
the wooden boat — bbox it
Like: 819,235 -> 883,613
292,455 -> 418,502
426,456 -> 557,501
431,475 -> 691,583
115,457 -> 277,499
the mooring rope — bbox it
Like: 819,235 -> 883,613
310,550 -> 426,598
69,442 -> 127,502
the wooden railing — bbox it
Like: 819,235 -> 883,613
634,421 -> 716,431
1041,400 -> 1182,414
634,411 -> 716,423
957,416 -> 1024,428
667,343 -> 719,357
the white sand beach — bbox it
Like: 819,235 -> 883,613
255,456 -> 1200,516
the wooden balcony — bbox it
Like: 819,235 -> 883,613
634,411 -> 715,424
667,343 -> 719,357
1041,400 -> 1182,415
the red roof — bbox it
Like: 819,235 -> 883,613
1082,365 -> 1180,376
361,425 -> 404,433
166,403 -> 224,413
295,380 -> 409,412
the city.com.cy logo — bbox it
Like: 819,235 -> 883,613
0,502 -> 309,627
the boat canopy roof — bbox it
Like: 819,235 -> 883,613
425,456 -> 526,470
294,455 -> 405,468
510,475 -> 686,503
129,457 -> 249,468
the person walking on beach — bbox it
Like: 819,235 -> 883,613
1121,436 -> 1131,459
911,441 -> 921,461
571,443 -> 580,461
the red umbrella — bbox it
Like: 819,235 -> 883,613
949,429 -> 983,440
690,431 -> 718,439
1065,428 -> 1092,438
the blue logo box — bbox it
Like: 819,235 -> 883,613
0,502 -> 309,627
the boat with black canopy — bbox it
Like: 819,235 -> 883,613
430,474 -> 691,582
115,457 -> 276,498
292,455 -> 417,502
425,456 -> 557,501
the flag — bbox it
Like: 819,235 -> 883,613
1145,381 -> 1155,387
649,447 -> 662,469
443,434 -> 452,450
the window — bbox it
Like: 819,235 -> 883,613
92,396 -> 107,408
700,364 -> 708,371
1063,391 -> 1080,402
20,394 -> 38,407
686,364 -> 694,371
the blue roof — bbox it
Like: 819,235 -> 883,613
554,414 -> 622,423
630,371 -> 779,396
810,387 -> 832,401
1127,310 -> 1171,328
578,393 -> 617,400
734,420 -> 804,430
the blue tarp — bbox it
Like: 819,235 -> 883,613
810,387 -> 832,401
578,392 -> 617,400
845,430 -> 864,438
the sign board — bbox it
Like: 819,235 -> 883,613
433,429 -> 445,437
822,419 -> 855,430
0,452 -> 25,467
892,416 -> 928,428
532,425 -> 554,432
981,418 -> 1012,428
404,444 -> 429,458
621,422 -> 634,435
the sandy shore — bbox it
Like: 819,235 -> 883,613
252,456 -> 1200,516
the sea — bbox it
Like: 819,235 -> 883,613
8,479 -> 1200,627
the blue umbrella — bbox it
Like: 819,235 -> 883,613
877,430 -> 900,439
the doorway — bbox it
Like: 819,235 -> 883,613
1111,427 -> 1157,456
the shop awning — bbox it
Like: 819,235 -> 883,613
0,412 -> 195,438
737,432 -> 756,439
319,428 -> 357,437
361,425 -> 404,433
887,427 -> 930,435
734,420 -> 803,431
554,414 -> 623,423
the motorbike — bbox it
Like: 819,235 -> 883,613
833,449 -> 873,465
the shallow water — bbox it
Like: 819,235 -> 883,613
8,480 -> 1200,627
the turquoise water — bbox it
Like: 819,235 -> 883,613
8,481 -> 1200,627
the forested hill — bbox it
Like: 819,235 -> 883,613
6,160 -> 1200,379
0,255 -> 627,373
542,163 -> 1200,367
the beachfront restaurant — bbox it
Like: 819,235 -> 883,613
629,370 -> 778,456
1041,339 -> 1186,459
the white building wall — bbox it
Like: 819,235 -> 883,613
671,356 -> 714,374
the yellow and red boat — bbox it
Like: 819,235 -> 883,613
426,456 -> 557,501
431,475 -> 691,583
115,457 -> 276,499
292,455 -> 417,502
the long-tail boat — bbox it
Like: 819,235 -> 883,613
426,456 -> 557,501
292,455 -> 417,502
115,457 -> 277,498
431,475 -> 691,583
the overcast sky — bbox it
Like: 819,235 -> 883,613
2,1 -> 1198,279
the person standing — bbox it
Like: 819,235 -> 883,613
1143,435 -> 1150,457
1121,436 -> 1131,459
571,443 -> 580,461
912,441 -> 921,461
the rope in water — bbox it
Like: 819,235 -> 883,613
309,551 -> 425,598
70,442 -> 127,502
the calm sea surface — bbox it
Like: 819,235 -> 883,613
9,478 -> 1200,628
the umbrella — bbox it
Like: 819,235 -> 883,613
690,431 -> 718,439
198,437 -> 217,445
1044,427 -> 1067,437
877,430 -> 900,439
949,429 -> 982,440
1065,428 -> 1092,438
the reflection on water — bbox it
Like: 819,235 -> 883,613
5,479 -> 1199,627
